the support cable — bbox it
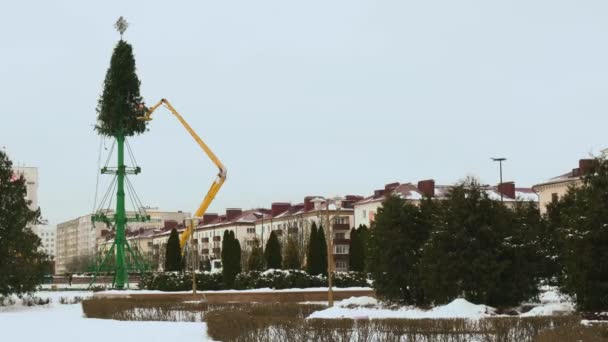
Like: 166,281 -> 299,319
104,140 -> 116,168
125,138 -> 138,167
126,176 -> 148,217
96,175 -> 117,214
92,136 -> 104,215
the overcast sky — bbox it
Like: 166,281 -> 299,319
1,1 -> 607,224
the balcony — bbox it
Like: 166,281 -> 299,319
332,223 -> 350,231
333,254 -> 349,261
213,236 -> 221,242
202,237 -> 209,243
202,249 -> 209,255
333,238 -> 350,245
213,248 -> 221,254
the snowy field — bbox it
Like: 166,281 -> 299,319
309,286 -> 574,319
0,291 -> 214,342
0,286 -> 576,342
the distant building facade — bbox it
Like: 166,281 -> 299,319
12,166 -> 39,211
354,180 -> 538,228
532,158 -> 593,214
31,221 -> 57,258
57,209 -> 190,274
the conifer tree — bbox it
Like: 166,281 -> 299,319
164,228 -> 182,272
357,224 -> 370,271
349,228 -> 358,271
283,238 -> 301,269
368,194 -> 430,304
0,150 -> 49,295
349,225 -> 370,272
221,230 -> 240,288
306,223 -> 320,274
247,239 -> 265,271
420,179 -> 539,307
231,231 -> 242,275
264,231 -> 282,269
553,158 -> 608,310
317,225 -> 328,276
96,39 -> 147,137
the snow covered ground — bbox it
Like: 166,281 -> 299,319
0,291 -> 214,342
308,287 -> 575,320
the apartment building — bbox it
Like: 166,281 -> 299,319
31,222 -> 57,258
57,209 -> 190,274
251,196 -> 363,272
532,158 -> 593,214
354,180 -> 538,228
12,166 -> 39,211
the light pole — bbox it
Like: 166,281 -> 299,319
491,157 -> 507,202
190,218 -> 197,295
325,196 -> 343,307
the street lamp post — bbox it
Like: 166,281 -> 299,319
325,196 -> 343,308
491,157 -> 507,202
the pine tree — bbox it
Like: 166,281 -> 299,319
306,223 -> 320,274
349,225 -> 369,272
283,238 -> 301,269
368,194 -> 430,304
0,150 -> 49,296
164,228 -> 182,272
247,239 -> 265,271
221,230 -> 239,288
317,225 -> 328,276
231,231 -> 242,275
553,158 -> 608,310
420,179 -> 539,307
264,231 -> 282,269
95,40 -> 147,137
348,228 -> 358,271
357,224 -> 370,271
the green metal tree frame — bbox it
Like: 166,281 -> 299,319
90,130 -> 150,289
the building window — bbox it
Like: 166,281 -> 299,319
247,227 -> 255,234
336,261 -> 347,271
551,193 -> 559,203
335,245 -> 348,254
335,232 -> 345,239
362,210 -> 366,219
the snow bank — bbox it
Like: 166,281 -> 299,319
308,297 -> 494,320
338,296 -> 378,307
95,286 -> 372,297
521,303 -> 575,317
0,291 -> 213,341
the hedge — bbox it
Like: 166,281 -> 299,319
138,270 -> 369,291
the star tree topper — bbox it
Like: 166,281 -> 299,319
115,16 -> 129,39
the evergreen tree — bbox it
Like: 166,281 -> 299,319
357,224 -> 370,271
420,179 -> 539,307
231,231 -> 242,275
221,230 -> 240,288
349,228 -> 359,271
553,158 -> 608,310
306,223 -> 320,274
264,231 -> 282,269
164,228 -> 182,272
349,225 -> 369,272
317,225 -> 328,276
283,238 -> 301,269
368,194 -> 430,304
201,258 -> 211,271
0,150 -> 49,296
247,239 -> 265,271
96,40 -> 147,137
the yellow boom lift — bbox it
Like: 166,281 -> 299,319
138,99 -> 227,251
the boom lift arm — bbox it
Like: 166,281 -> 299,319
139,99 -> 227,250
